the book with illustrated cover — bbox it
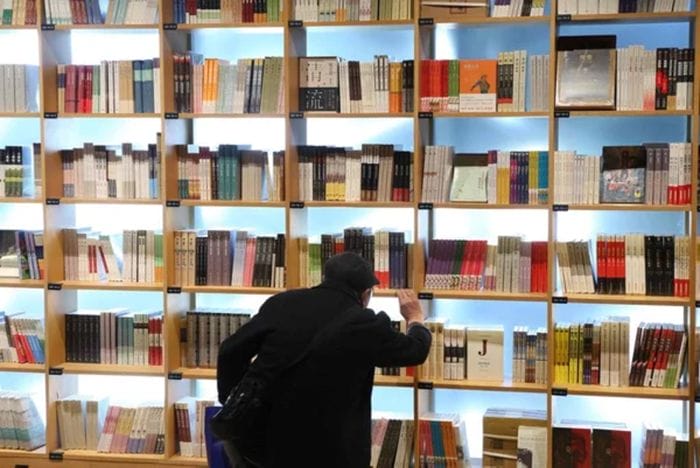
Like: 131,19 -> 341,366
459,60 -> 497,112
517,426 -> 546,468
449,153 -> 488,202
556,35 -> 616,110
600,146 -> 646,203
592,427 -> 631,468
299,57 -> 339,112
552,426 -> 592,468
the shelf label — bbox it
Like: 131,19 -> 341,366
165,112 -> 179,120
551,387 -> 568,396
417,381 -> 434,390
49,367 -> 64,375
168,372 -> 183,380
696,301 -> 700,308
552,296 -> 568,304
418,202 -> 433,210
41,23 -> 56,31
165,199 -> 181,207
554,110 -> 570,118
15,464 -> 29,468
552,204 -> 569,212
49,452 -> 63,461
418,112 -> 433,119
163,22 -> 178,30
695,394 -> 700,403
418,17 -> 434,25
48,283 -> 62,291
46,198 -> 60,205
288,20 -> 303,27
290,201 -> 305,209
44,112 -> 58,119
556,14 -> 572,21
418,292 -> 434,300
167,286 -> 182,294
289,111 -> 304,119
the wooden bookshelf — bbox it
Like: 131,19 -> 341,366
424,15 -> 550,25
302,200 -> 415,208
179,285 -> 284,294
0,278 -> 45,288
564,109 -> 694,117
429,111 -> 549,118
565,11 -> 696,22
178,199 -> 287,207
560,293 -> 690,306
58,198 -> 163,205
425,289 -> 550,302
430,202 -> 548,209
56,363 -> 165,376
50,24 -> 161,29
0,447 -> 46,458
424,379 -> 548,393
56,113 -> 161,118
298,112 -> 414,118
59,281 -> 164,291
0,362 -> 45,373
558,384 -> 690,400
176,112 -> 286,119
173,22 -> 285,29
168,455 -> 208,466
0,197 -> 44,203
560,204 -> 693,211
0,112 -> 40,117
375,375 -> 415,387
59,450 -> 166,462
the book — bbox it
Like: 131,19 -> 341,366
449,153 -> 488,202
458,59 -> 498,112
599,146 -> 646,204
466,326 -> 504,381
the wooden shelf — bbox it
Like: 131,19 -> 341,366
0,278 -> 45,288
169,455 -> 208,466
374,375 -> 415,387
565,11 -> 695,23
373,288 -> 405,297
0,447 -> 46,458
59,281 -> 164,291
563,109 -> 692,117
430,111 -> 548,118
559,384 -> 689,400
0,25 -> 38,29
0,363 -> 45,373
0,112 -> 39,117
179,285 -> 284,294
424,379 -> 547,393
302,201 -> 414,208
173,22 -> 285,29
175,367 -> 216,379
300,112 -> 413,118
57,363 -> 164,376
560,293 -> 690,306
57,197 -> 163,205
424,289 -> 549,302
426,15 -> 550,25
50,23 -> 160,29
301,19 -> 414,27
56,112 -> 161,118
560,203 -> 692,211
431,202 -> 547,209
60,450 -> 166,462
0,197 -> 43,203
178,199 -> 287,207
176,112 -> 284,118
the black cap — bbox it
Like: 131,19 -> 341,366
324,252 -> 380,292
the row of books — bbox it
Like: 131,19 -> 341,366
58,60 -> 161,114
376,320 -> 411,377
420,52 -> 536,113
0,312 -> 44,364
299,57 -> 415,113
0,145 -> 33,198
57,396 -> 165,454
418,414 -> 469,467
297,145 -> 413,202
425,238 -> 549,293
174,0 -> 281,23
370,418 -> 415,468
640,426 -> 688,468
174,396 -> 217,458
64,309 -> 163,365
0,230 -> 44,280
61,139 -> 161,200
293,0 -> 412,21
0,391 -> 44,451
62,229 -> 164,283
629,322 -> 686,389
173,230 -> 286,287
422,146 -> 549,204
173,54 -> 284,114
483,408 -> 546,468
0,65 -> 39,113
554,144 -> 692,206
44,0 -> 159,24
176,144 -> 284,202
558,0 -> 689,15
513,326 -> 547,384
298,229 -> 409,289
556,235 -> 690,297
553,318 -> 631,387
488,0 -> 546,16
0,0 -> 36,24
616,46 -> 694,111
181,309 -> 251,368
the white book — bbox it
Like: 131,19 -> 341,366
466,326 -> 504,381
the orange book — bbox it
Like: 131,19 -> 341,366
458,59 -> 497,113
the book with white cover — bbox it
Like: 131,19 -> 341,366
467,326 -> 504,381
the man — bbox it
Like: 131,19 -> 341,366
217,252 -> 432,468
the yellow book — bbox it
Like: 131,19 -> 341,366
529,151 -> 537,205
568,324 -> 578,384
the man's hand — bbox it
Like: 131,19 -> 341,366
397,289 -> 424,325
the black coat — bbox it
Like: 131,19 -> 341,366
217,281 -> 432,468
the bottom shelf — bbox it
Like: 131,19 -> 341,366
58,449 -> 166,462
168,455 -> 208,466
0,446 -> 46,458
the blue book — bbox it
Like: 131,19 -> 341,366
133,60 -> 143,114
204,406 -> 232,468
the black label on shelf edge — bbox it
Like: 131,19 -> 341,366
418,292 -> 434,300
554,110 -> 570,118
44,112 -> 58,119
163,23 -> 178,30
168,372 -> 183,380
418,17 -> 434,25
417,381 -> 434,390
289,111 -> 304,119
167,287 -> 182,294
552,204 -> 569,212
41,23 -> 55,30
46,198 -> 60,205
417,202 -> 433,210
418,112 -> 433,119
49,452 -> 63,461
290,201 -> 305,209
164,112 -> 179,120
551,387 -> 568,396
552,296 -> 568,304
556,14 -> 572,21
15,464 -> 29,468
48,367 -> 63,375
288,20 -> 303,27
48,283 -> 62,291
695,394 -> 700,403
165,199 -> 181,207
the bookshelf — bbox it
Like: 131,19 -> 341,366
0,0 -> 697,466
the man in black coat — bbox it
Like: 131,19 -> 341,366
217,252 -> 432,468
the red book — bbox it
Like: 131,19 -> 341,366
84,66 -> 93,113
592,427 -> 631,468
553,426 -> 592,468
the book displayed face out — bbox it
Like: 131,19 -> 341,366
556,49 -> 616,109
466,327 -> 504,381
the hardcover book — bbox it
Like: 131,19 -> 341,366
556,35 -> 616,110
600,146 -> 646,203
467,326 -> 504,381
459,60 -> 497,112
449,153 -> 488,202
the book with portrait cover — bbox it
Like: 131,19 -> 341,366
459,60 -> 497,112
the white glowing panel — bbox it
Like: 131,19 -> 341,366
193,119 -> 285,152
0,204 -> 44,230
0,374 -> 47,425
306,208 -> 414,243
433,208 -> 548,242
0,31 -> 39,65
0,118 -> 40,146
306,118 -> 414,150
194,207 -> 285,234
44,119 -> 161,148
70,30 -> 160,63
74,205 -> 163,233
75,375 -> 164,406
